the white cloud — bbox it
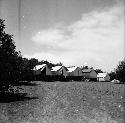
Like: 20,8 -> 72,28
24,52 -> 61,63
27,4 -> 124,72
32,28 -> 65,45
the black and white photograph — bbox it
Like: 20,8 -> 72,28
0,0 -> 125,122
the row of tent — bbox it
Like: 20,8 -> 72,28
33,64 -> 110,81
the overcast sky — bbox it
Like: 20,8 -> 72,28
0,0 -> 124,72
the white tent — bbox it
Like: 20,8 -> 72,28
97,73 -> 110,81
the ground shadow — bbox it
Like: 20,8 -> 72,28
14,81 -> 39,86
0,92 -> 38,103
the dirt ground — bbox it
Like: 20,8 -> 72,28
0,81 -> 124,123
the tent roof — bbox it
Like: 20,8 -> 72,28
82,69 -> 93,73
97,73 -> 108,77
33,64 -> 46,71
67,66 -> 77,72
51,66 -> 62,71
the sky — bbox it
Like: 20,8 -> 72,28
0,0 -> 124,72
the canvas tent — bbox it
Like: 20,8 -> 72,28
51,66 -> 68,77
33,64 -> 52,76
67,66 -> 83,76
82,69 -> 97,81
66,66 -> 83,81
97,73 -> 110,81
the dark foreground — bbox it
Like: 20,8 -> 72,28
0,81 -> 124,123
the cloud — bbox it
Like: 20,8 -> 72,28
24,52 -> 61,63
32,27 -> 70,53
28,4 -> 124,72
32,28 -> 64,45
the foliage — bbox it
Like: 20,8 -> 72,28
38,60 -> 63,69
18,58 -> 63,81
95,69 -> 103,74
109,71 -> 116,81
19,58 -> 38,81
109,60 -> 125,82
81,65 -> 89,70
0,19 -> 22,90
115,60 -> 125,82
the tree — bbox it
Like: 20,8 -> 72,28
115,60 -> 125,82
95,69 -> 103,74
81,66 -> 88,70
0,19 -> 22,90
28,58 -> 39,69
39,60 -> 63,69
109,71 -> 116,80
19,58 -> 39,81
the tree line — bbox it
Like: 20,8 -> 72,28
0,19 -> 125,91
0,19 -> 63,91
109,60 -> 125,82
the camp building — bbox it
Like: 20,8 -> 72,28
97,73 -> 110,81
51,66 -> 68,77
67,66 -> 83,76
33,64 -> 52,80
82,69 -> 97,81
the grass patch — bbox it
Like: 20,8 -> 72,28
0,81 -> 124,123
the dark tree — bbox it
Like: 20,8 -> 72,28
28,58 -> 39,68
38,60 -> 63,69
115,60 -> 125,82
0,19 -> 22,90
20,58 -> 39,81
81,66 -> 89,70
109,71 -> 116,80
55,62 -> 63,66
95,69 -> 103,74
